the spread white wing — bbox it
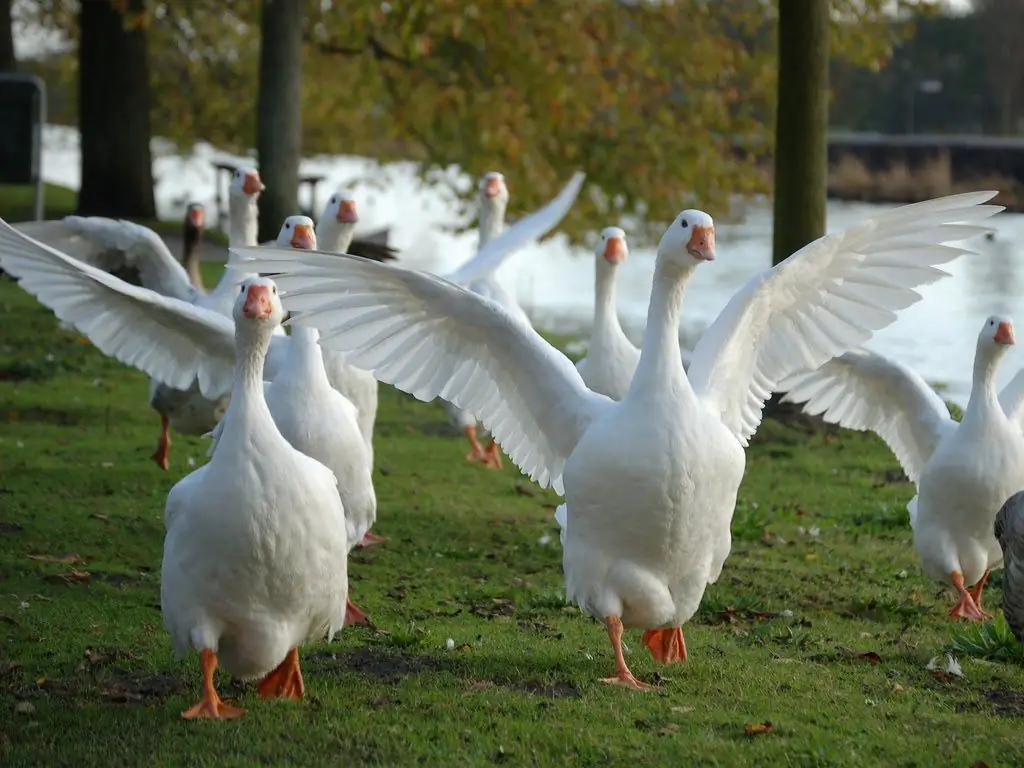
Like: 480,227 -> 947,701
685,191 -> 1000,445
15,216 -> 197,303
226,247 -> 612,494
779,349 -> 955,483
999,369 -> 1024,432
444,172 -> 585,286
0,218 -> 238,398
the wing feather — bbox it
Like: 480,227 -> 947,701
226,249 -> 610,493
687,192 -> 1001,445
779,348 -> 955,483
0,218 -> 237,398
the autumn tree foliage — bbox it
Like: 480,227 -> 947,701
18,0 -> 935,238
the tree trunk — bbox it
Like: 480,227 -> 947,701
771,0 -> 830,265
0,0 -> 15,73
256,0 -> 304,243
77,0 -> 155,218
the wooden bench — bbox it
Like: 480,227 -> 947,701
211,161 -> 327,228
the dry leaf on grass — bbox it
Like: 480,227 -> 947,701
858,652 -> 882,665
28,553 -> 85,565
743,721 -> 773,736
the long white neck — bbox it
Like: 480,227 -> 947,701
215,193 -> 260,292
285,323 -> 331,383
316,219 -> 356,254
628,257 -> 696,397
478,199 -> 506,247
228,193 -> 260,253
592,257 -> 626,343
216,318 -> 276,451
965,342 -> 1008,423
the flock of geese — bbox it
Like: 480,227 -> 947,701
2,170 -> 1024,718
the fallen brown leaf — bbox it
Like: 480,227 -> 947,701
0,614 -> 15,625
28,553 -> 85,565
858,652 -> 882,665
89,514 -> 110,522
743,721 -> 773,736
971,762 -> 990,768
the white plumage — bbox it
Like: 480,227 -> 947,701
231,190 -> 1000,688
161,276 -> 348,720
782,312 -> 1024,620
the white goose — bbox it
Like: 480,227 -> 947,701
209,215 -> 377,623
313,191 -> 381,476
11,168 -> 268,469
162,275 -> 348,720
231,191 -> 999,689
781,314 -> 1024,620
576,228 -> 693,399
441,170 -> 586,467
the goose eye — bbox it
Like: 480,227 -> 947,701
286,223 -> 291,229
680,219 -> 689,229
273,286 -> 278,294
239,285 -> 245,294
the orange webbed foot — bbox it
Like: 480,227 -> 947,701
481,440 -> 503,469
642,627 -> 688,663
345,597 -> 371,626
182,648 -> 245,720
949,571 -> 989,621
356,531 -> 387,548
258,648 -> 304,701
600,672 -> 654,691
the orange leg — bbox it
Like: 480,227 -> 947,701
482,439 -> 503,469
463,425 -> 488,463
181,648 -> 245,720
967,569 -> 993,617
599,616 -> 653,691
257,647 -> 304,701
642,626 -> 688,663
949,570 -> 987,621
151,412 -> 171,471
356,531 -> 387,548
345,596 -> 371,626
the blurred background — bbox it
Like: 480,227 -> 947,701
0,0 -> 1022,404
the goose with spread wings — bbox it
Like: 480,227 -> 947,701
229,191 -> 999,689
782,314 -> 1024,620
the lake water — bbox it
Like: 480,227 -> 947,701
36,126 -> 1024,407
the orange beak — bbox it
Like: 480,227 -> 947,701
687,225 -> 716,262
290,223 -> 316,250
603,236 -> 627,265
484,176 -> 503,198
243,172 -> 265,195
242,284 -> 273,320
187,206 -> 205,229
995,321 -> 1016,345
336,199 -> 358,223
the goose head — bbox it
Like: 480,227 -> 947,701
478,171 -> 509,216
185,203 -> 205,232
657,209 -> 716,267
979,314 -> 1015,351
597,226 -> 629,266
230,167 -> 265,200
277,214 -> 318,251
323,190 -> 358,224
234,276 -> 285,325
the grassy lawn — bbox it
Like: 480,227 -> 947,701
0,184 -> 228,246
1,261 -> 1024,767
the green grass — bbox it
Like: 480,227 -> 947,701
0,184 -> 229,245
2,262 -> 1024,766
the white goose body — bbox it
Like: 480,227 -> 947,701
161,277 -> 347,718
232,191 -> 1000,687
783,314 -> 1024,619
